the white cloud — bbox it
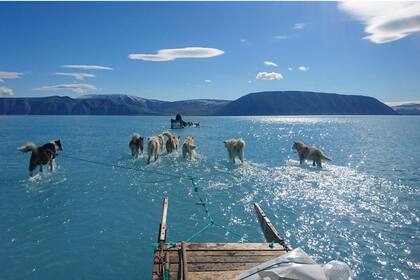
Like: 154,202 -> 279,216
34,83 -> 96,93
294,23 -> 305,29
288,67 -> 293,71
0,71 -> 23,82
61,65 -> 113,70
274,35 -> 288,39
0,86 -> 14,96
339,2 -> 420,44
54,72 -> 96,80
264,61 -> 278,67
204,79 -> 212,83
128,47 -> 224,61
385,100 -> 420,106
256,72 -> 284,80
298,66 -> 309,71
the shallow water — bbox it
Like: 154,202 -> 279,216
0,116 -> 419,279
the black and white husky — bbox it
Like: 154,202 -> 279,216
18,140 -> 63,177
129,133 -> 144,158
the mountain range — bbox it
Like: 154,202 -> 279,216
0,91 -> 398,116
386,101 -> 420,115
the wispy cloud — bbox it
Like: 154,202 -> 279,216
274,35 -> 288,40
0,71 -> 23,82
54,72 -> 96,80
128,47 -> 224,61
240,39 -> 246,43
34,83 -> 96,93
339,2 -> 420,44
298,66 -> 309,71
288,67 -> 293,71
256,72 -> 284,80
204,79 -> 212,83
61,65 -> 113,70
264,61 -> 278,67
294,23 -> 305,29
0,86 -> 14,96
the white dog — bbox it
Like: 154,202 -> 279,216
182,136 -> 196,160
147,135 -> 163,164
224,138 -> 245,163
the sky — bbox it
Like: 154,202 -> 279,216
0,1 -> 419,102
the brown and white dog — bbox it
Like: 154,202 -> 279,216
18,140 -> 63,177
224,138 -> 245,163
129,133 -> 144,158
182,136 -> 196,160
147,135 -> 164,164
292,141 -> 331,168
162,131 -> 180,153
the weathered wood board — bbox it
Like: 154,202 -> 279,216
152,243 -> 286,280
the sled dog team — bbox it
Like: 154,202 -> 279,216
129,131 -> 245,164
18,133 -> 331,177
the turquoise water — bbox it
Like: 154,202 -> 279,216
0,116 -> 419,279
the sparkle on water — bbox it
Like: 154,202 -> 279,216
0,116 -> 418,279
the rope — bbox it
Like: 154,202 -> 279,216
59,154 -> 183,180
58,154 -> 265,244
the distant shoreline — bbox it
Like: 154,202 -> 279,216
0,91 -> 402,115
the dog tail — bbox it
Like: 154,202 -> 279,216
322,153 -> 332,161
162,131 -> 173,139
18,142 -> 37,153
238,138 -> 246,148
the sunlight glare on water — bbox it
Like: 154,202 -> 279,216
0,116 -> 419,279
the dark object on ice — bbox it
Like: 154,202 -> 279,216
171,113 -> 187,129
171,113 -> 200,129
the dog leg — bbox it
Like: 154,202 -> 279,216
239,151 -> 244,163
317,160 -> 322,168
29,161 -> 36,177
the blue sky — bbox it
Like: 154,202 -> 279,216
0,2 -> 419,102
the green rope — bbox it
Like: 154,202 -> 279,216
185,222 -> 213,242
59,154 -> 257,245
59,154 -> 184,180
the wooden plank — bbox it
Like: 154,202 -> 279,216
168,254 -> 284,264
181,242 -> 189,280
164,262 -> 264,272
158,197 -> 169,243
254,203 -> 290,251
164,252 -> 170,280
188,271 -> 245,280
183,243 -> 286,251
185,250 -> 285,256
